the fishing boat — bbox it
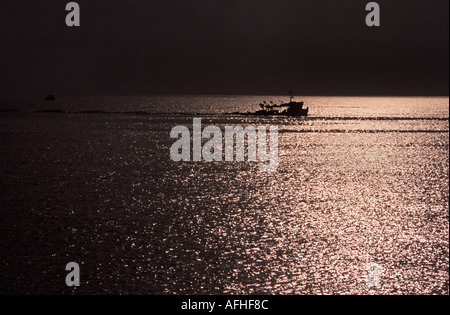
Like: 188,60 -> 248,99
252,90 -> 309,117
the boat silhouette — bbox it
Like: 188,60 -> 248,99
250,90 -> 309,117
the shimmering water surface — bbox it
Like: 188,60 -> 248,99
0,96 -> 448,294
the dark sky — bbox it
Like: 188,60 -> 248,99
0,0 -> 448,96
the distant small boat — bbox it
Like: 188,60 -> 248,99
45,95 -> 55,101
250,90 -> 309,117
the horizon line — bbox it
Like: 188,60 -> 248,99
1,93 -> 449,99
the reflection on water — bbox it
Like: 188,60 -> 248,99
1,95 -> 449,118
0,97 -> 448,294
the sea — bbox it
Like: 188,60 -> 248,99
0,96 -> 448,294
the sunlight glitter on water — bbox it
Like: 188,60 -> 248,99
0,96 -> 448,294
